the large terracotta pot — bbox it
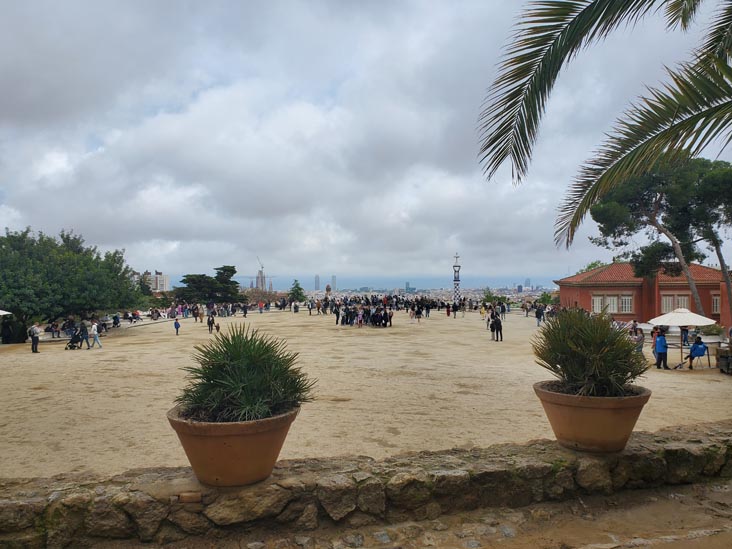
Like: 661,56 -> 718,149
167,406 -> 299,486
533,381 -> 651,453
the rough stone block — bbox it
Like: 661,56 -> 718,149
664,444 -> 707,484
316,474 -> 357,521
385,471 -> 431,509
0,498 -> 46,533
544,469 -> 575,500
413,501 -> 441,521
357,477 -> 385,515
429,469 -> 470,496
204,484 -> 292,526
295,502 -> 319,530
114,491 -> 168,541
345,511 -> 378,527
84,496 -> 134,538
169,509 -> 211,535
612,450 -> 666,489
576,457 -> 612,494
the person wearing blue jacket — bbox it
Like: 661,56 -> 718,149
684,336 -> 707,370
655,329 -> 669,370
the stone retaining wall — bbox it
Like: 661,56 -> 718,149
2,421 -> 732,547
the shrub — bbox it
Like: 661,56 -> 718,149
699,324 -> 724,336
176,324 -> 316,422
532,308 -> 648,397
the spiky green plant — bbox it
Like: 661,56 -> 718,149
176,324 -> 316,422
532,308 -> 648,397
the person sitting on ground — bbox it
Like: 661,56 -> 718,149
684,336 -> 707,370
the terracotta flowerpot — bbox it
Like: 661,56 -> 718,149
167,406 -> 299,486
533,381 -> 651,453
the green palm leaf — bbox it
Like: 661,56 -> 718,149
664,0 -> 705,30
555,58 -> 732,246
481,0 -> 732,248
697,1 -> 732,60
478,0 -> 662,182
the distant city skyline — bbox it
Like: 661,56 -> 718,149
169,274 -> 559,292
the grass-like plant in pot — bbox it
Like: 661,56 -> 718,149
531,308 -> 650,453
167,324 -> 315,486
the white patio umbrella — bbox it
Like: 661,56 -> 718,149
647,308 -> 717,364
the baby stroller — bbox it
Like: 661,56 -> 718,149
65,330 -> 82,350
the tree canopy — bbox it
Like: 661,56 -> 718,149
482,289 -> 506,304
174,265 -> 242,304
480,0 -> 732,247
0,228 -> 140,322
589,157 -> 732,317
576,260 -> 609,274
288,280 -> 306,303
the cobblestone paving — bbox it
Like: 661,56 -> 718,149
103,478 -> 732,548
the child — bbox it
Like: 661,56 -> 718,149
174,319 -> 180,336
215,323 -> 221,333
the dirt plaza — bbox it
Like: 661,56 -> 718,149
1,309 -> 730,479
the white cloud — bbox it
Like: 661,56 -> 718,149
0,1 -> 726,286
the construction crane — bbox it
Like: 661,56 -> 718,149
257,256 -> 264,272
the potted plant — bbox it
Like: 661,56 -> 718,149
167,324 -> 315,486
532,308 -> 650,453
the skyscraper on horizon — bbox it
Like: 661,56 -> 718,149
315,275 -> 320,291
331,275 -> 336,291
524,278 -> 531,290
256,269 -> 266,291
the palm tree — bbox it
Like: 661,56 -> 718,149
479,0 -> 732,247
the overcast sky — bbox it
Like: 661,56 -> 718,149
0,1 -> 726,287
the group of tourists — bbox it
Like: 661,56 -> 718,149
623,320 -> 709,371
484,303 -> 505,341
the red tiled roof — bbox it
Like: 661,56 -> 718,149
555,262 -> 723,286
659,263 -> 724,283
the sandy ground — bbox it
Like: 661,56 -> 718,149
1,309 -> 731,479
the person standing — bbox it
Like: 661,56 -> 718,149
90,321 -> 103,349
655,329 -> 669,369
680,326 -> 690,346
494,316 -> 503,341
29,322 -> 41,353
535,305 -> 544,327
79,321 -> 91,349
634,328 -> 645,354
207,315 -> 215,334
174,319 -> 181,336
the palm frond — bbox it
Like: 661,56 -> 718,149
664,0 -> 705,30
697,1 -> 732,61
478,0 -> 662,182
555,59 -> 732,246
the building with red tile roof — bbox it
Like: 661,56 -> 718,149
554,262 -> 729,326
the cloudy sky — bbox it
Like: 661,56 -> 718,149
0,1 -> 725,288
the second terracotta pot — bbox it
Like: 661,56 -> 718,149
167,406 -> 299,486
533,381 -> 651,453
